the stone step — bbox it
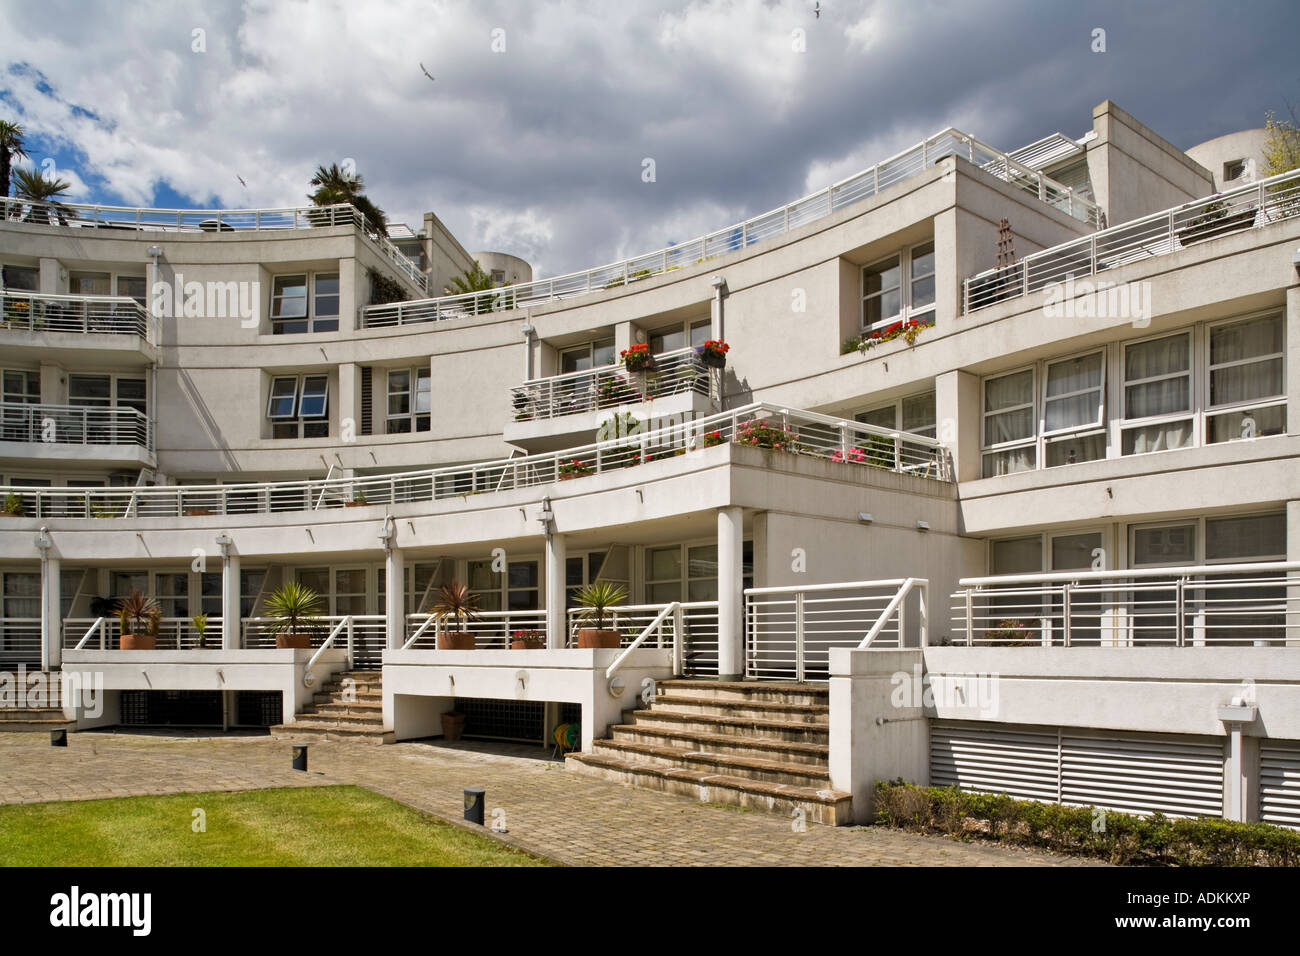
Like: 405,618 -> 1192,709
609,724 -> 829,767
655,680 -> 827,706
295,709 -> 384,726
268,721 -> 394,745
305,701 -> 383,717
0,708 -> 68,722
629,708 -> 829,746
648,694 -> 828,724
566,751 -> 852,826
591,739 -> 829,788
313,689 -> 383,705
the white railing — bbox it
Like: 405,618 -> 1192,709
950,562 -> 1300,647
0,402 -> 152,449
242,614 -> 386,666
63,616 -> 222,651
511,347 -> 710,422
0,198 -> 427,293
402,609 -> 548,650
361,127 -> 1099,328
0,618 -> 43,666
963,168 -> 1300,312
1,290 -> 149,337
605,602 -> 680,678
0,402 -> 951,520
304,616 -> 354,686
745,578 -> 930,681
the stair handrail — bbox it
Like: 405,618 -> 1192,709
74,616 -> 107,651
858,578 -> 928,648
402,613 -> 439,650
605,602 -> 679,679
303,615 -> 352,687
313,463 -> 338,510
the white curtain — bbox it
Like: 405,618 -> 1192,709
1124,419 -> 1193,454
1126,334 -> 1188,381
1210,315 -> 1284,405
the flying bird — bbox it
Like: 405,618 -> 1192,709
236,175 -> 247,187
420,62 -> 435,82
814,2 -> 821,18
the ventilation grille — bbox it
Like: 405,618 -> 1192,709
360,366 -> 373,436
1261,743 -> 1300,829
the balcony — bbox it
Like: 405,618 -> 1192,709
360,128 -> 1100,329
963,168 -> 1300,312
0,402 -> 154,472
0,198 -> 427,293
1,290 -> 149,338
505,346 -> 715,450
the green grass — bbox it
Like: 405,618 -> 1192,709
0,785 -> 552,867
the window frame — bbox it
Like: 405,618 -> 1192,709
1204,311 -> 1286,444
267,374 -> 330,439
980,365 -> 1038,476
270,272 -> 340,335
859,239 -> 936,333
385,367 -> 432,434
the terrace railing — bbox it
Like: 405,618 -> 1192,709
745,578 -> 929,681
1,291 -> 149,337
0,402 -> 950,520
950,562 -> 1300,647
0,618 -> 43,668
0,402 -> 152,449
565,601 -> 719,676
963,168 -> 1300,312
0,198 -> 427,293
362,127 -> 1099,328
241,614 -> 386,667
510,347 -> 709,422
403,609 -> 548,650
62,617 -> 223,651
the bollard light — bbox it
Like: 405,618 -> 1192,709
292,744 -> 308,771
464,786 -> 485,825
51,729 -> 67,747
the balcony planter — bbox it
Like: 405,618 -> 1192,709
576,628 -> 621,649
275,632 -> 311,649
436,631 -> 476,650
511,629 -> 545,650
441,711 -> 466,741
185,508 -> 214,517
120,632 -> 156,651
619,344 -> 654,373
698,339 -> 729,369
1176,206 -> 1257,246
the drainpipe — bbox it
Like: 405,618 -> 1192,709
710,276 -> 728,407
35,527 -> 59,671
521,319 -> 536,381
147,246 -> 162,457
538,498 -> 565,649
380,515 -> 404,652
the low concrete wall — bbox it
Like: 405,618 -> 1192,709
61,648 -> 347,728
382,648 -> 673,750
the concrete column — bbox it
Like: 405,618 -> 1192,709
935,369 -> 981,482
42,554 -> 61,671
222,551 -> 241,650
522,324 -> 536,381
717,506 -> 744,680
545,531 -> 567,649
710,277 -> 727,341
385,546 -> 406,650
337,363 -> 359,442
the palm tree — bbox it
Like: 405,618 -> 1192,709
444,261 -> 496,296
307,163 -> 387,236
0,120 -> 27,200
12,168 -> 73,225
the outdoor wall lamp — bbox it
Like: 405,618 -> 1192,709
537,495 -> 554,528
34,526 -> 52,552
377,514 -> 395,547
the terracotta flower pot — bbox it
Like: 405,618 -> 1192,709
511,639 -> 546,650
576,628 -> 621,649
121,632 -> 156,650
275,632 -> 311,649
441,712 -> 466,741
437,631 -> 476,650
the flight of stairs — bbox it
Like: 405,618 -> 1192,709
566,680 -> 853,825
269,670 -> 394,744
0,670 -> 74,733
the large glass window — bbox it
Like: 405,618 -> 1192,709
1122,332 -> 1192,455
860,241 -> 935,331
386,368 -> 431,433
560,338 -> 616,373
1207,313 -> 1285,443
268,375 -> 329,438
0,264 -> 39,291
271,273 -> 339,334
982,369 -> 1036,475
1043,352 -> 1105,466
649,320 -> 710,355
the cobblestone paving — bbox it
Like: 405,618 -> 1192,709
0,731 -> 1098,866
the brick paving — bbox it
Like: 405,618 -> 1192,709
0,730 -> 1097,866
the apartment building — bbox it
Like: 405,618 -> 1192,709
1,100 -> 1297,827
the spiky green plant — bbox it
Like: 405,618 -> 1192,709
265,581 -> 325,640
572,581 -> 629,631
116,590 -> 161,637
432,581 -> 481,631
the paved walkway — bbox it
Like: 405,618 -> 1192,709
0,731 -> 1096,866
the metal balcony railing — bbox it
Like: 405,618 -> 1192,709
0,198 -> 427,293
1,291 -> 149,337
963,168 -> 1300,312
361,127 -> 1100,328
63,617 -> 223,651
510,347 -> 709,422
0,402 -> 152,449
0,402 -> 950,520
950,562 -> 1300,647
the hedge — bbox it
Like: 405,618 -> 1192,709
873,780 -> 1300,866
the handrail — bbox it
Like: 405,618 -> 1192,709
303,615 -> 352,687
402,613 -> 439,650
313,463 -> 338,510
605,602 -> 679,679
745,578 -> 912,596
858,578 -> 928,647
74,616 -> 107,651
960,561 -> 1300,588
361,126 -> 1098,328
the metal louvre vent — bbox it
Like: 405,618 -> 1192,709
1260,743 -> 1300,829
360,366 -> 373,436
931,721 -> 1226,818
460,698 -> 544,743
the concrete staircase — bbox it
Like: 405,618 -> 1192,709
0,671 -> 74,733
270,670 -> 394,744
566,680 -> 853,825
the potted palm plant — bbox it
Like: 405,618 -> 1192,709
265,580 -> 325,649
572,581 -> 628,649
116,590 -> 161,651
1,492 -> 23,518
192,613 -> 209,649
433,581 -> 480,650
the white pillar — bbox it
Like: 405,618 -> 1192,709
222,551 -> 241,650
718,506 -> 744,680
42,554 -> 61,670
545,531 -> 567,649
385,546 -> 406,650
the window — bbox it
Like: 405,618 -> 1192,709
643,541 -> 753,603
856,390 -> 936,468
1224,159 -> 1246,182
649,319 -> 710,354
560,338 -> 616,373
1,264 -> 39,291
467,558 -> 539,612
860,240 -> 935,331
1131,523 -> 1196,567
982,369 -> 1036,476
267,375 -> 329,438
1121,332 -> 1192,455
386,368 -> 431,433
69,271 -> 111,296
1206,313 -> 1285,443
116,276 -> 147,305
2,370 -> 38,404
271,273 -> 339,334
1043,352 -> 1105,466
565,551 -> 607,607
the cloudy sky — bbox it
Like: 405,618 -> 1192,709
2,0 -> 1297,279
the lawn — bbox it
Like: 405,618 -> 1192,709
0,785 -> 551,866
